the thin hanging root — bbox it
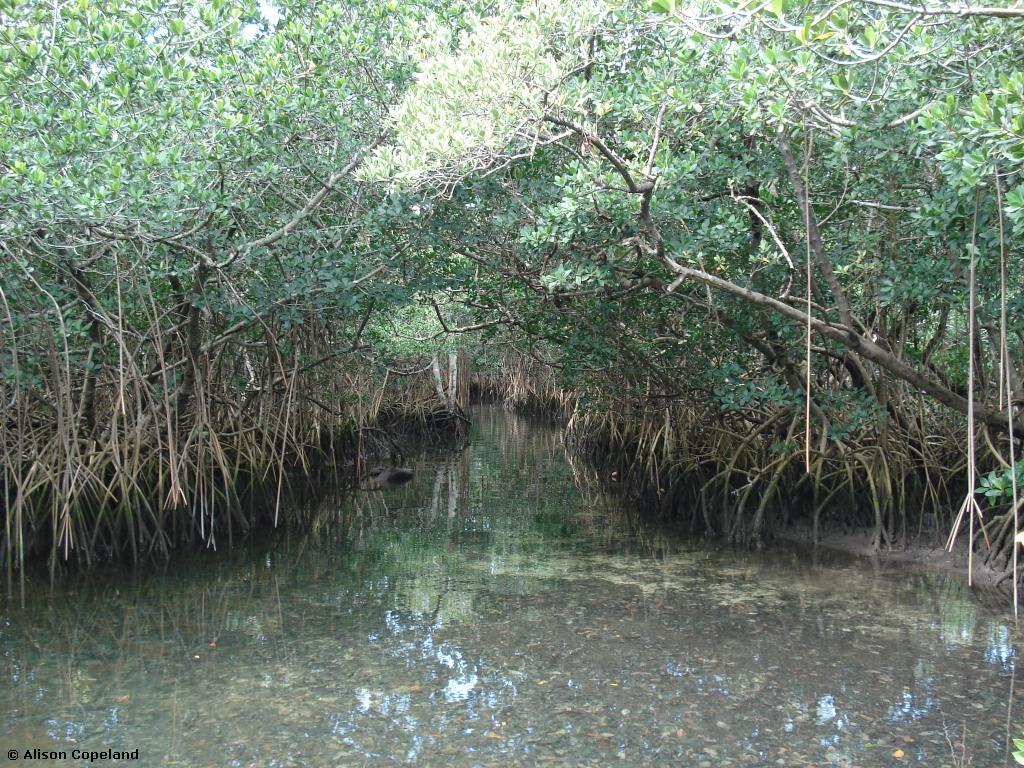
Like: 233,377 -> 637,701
750,449 -> 804,544
1,296 -> 464,568
731,416 -> 799,541
947,492 -> 991,551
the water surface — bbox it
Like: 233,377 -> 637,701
1,407 -> 1019,766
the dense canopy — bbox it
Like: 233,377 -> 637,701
1,0 -> 1022,572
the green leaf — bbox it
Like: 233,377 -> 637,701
972,92 -> 991,119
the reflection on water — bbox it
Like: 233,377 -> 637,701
1,406 -> 1020,766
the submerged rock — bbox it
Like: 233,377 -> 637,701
360,465 -> 415,490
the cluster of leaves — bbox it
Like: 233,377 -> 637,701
0,0 -> 488,386
373,0 -> 1022,413
976,460 -> 1023,506
360,0 -> 607,189
710,362 -> 801,412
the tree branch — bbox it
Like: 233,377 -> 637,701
777,127 -> 855,328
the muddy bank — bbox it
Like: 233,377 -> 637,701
553,409 -> 1016,594
777,526 -> 1011,592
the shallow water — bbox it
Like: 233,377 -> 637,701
1,406 -> 1020,767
